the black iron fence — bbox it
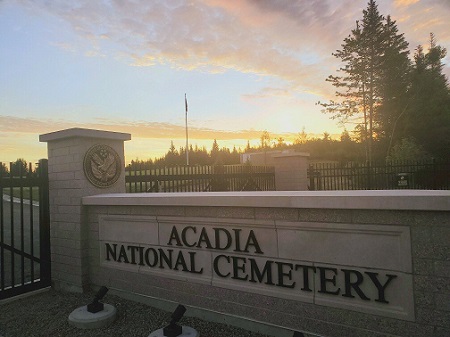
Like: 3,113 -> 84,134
0,159 -> 51,300
308,160 -> 450,190
126,164 -> 275,193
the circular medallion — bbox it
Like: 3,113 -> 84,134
83,144 -> 121,188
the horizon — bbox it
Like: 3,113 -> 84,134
13,127 -> 342,165
1,0 -> 449,164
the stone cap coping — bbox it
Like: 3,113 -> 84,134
82,190 -> 450,211
272,152 -> 310,158
39,128 -> 131,142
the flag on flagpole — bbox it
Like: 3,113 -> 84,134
185,93 -> 189,165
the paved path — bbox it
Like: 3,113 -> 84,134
1,199 -> 41,288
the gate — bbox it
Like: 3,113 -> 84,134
0,159 -> 51,300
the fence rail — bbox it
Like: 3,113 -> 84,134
0,159 -> 51,300
125,164 -> 275,193
308,160 -> 450,191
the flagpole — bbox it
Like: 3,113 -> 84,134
185,93 -> 189,166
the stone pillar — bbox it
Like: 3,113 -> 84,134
39,128 -> 131,292
273,152 -> 310,191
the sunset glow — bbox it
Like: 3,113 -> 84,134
1,0 -> 449,164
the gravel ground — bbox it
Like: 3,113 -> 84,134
0,289 -> 271,337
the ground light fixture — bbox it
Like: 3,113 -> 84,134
163,304 -> 186,337
148,304 -> 199,337
87,286 -> 109,313
68,286 -> 117,329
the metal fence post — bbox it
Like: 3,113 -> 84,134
38,159 -> 51,287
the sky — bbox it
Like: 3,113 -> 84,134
1,0 -> 449,164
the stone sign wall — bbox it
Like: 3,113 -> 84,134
39,128 -> 449,337
82,192 -> 449,337
97,215 -> 414,321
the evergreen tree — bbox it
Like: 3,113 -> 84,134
10,158 -> 28,176
231,146 -> 240,163
294,127 -> 309,145
260,131 -> 271,149
376,15 -> 411,147
0,162 -> 8,175
340,130 -> 352,142
245,140 -> 251,152
322,0 -> 410,163
401,34 -> 450,159
165,141 -> 179,165
359,0 -> 385,163
387,138 -> 429,162
275,137 -> 285,148
210,139 -> 220,164
322,1 -> 383,163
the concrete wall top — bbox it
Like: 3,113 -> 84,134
82,190 -> 450,211
272,152 -> 310,158
39,127 -> 131,142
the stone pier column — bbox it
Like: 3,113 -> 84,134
39,128 -> 131,292
273,152 -> 310,191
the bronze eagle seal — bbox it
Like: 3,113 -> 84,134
83,144 -> 121,188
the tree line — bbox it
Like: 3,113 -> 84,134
2,121 -> 444,175
319,0 -> 449,164
128,130 -> 372,168
0,159 -> 33,176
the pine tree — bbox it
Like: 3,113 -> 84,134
0,162 -> 8,175
376,15 -> 411,147
360,0 -> 385,163
402,34 -> 450,159
10,159 -> 28,176
322,0 -> 410,163
260,131 -> 271,149
210,139 -> 220,164
322,0 -> 386,164
165,141 -> 179,165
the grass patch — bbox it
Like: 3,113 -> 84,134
2,187 -> 40,202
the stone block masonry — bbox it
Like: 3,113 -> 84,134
40,128 -> 449,336
82,191 -> 449,337
273,152 -> 309,191
40,128 -> 130,292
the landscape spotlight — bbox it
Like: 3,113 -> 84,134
163,304 -> 187,337
87,286 -> 109,313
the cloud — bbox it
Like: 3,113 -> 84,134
242,87 -> 294,100
394,0 -> 420,7
0,113 -> 339,163
13,0 -> 360,98
1,114 -> 336,153
50,42 -> 77,53
0,114 -> 286,142
12,0 -> 450,98
389,0 -> 450,42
